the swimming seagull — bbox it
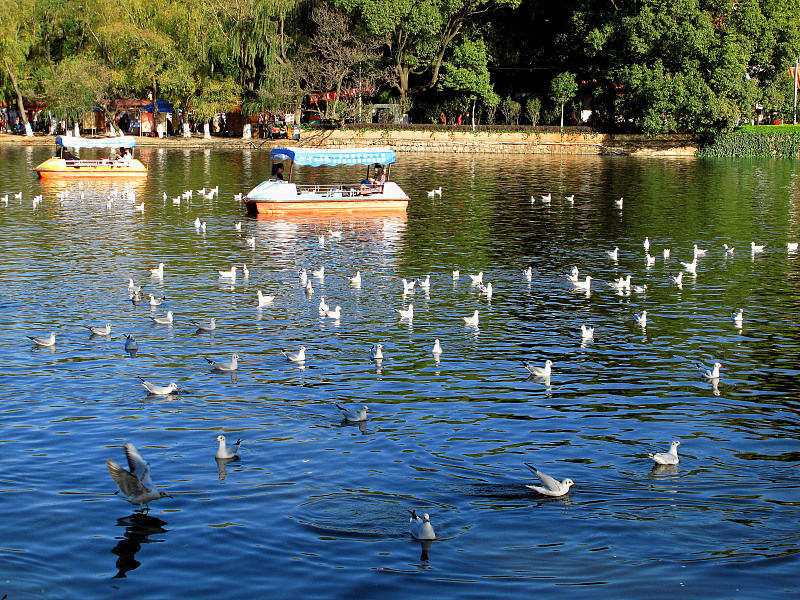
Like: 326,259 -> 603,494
478,282 -> 493,299
336,403 -> 368,422
28,332 -> 56,347
397,304 -> 414,321
572,275 -> 592,291
565,194 -> 575,204
192,318 -> 217,333
645,253 -> 656,267
788,242 -> 799,252
149,262 -> 164,278
401,278 -> 416,293
324,305 -> 342,320
468,271 -> 484,285
566,266 -> 580,283
580,325 -> 594,340
670,272 -> 683,288
124,334 -> 138,353
206,353 -> 238,371
85,323 -> 111,336
137,377 -> 179,396
751,241 -> 766,254
693,244 -> 707,257
681,258 -> 698,274
524,464 -> 576,497
149,294 -> 166,307
432,339 -> 443,357
106,442 -> 172,509
697,361 -> 722,379
724,244 -> 734,255
614,197 -> 623,209
318,297 -> 329,314
409,510 -> 436,540
215,434 -> 241,459
632,284 -> 648,294
634,311 -> 648,328
731,308 -> 743,326
149,311 -> 173,325
426,187 -> 442,197
127,279 -> 141,294
245,236 -> 256,249
234,222 -> 242,231
607,247 -> 619,261
523,266 -> 533,282
242,264 -> 249,279
452,270 -> 460,280
649,440 -> 681,465
281,346 -> 306,362
523,359 -> 552,378
643,237 -> 650,252
304,280 -> 314,296
463,310 -> 480,327
369,343 -> 383,360
540,193 -> 551,204
218,265 -> 237,279
663,248 -> 671,259
418,275 -> 431,291
311,266 -> 325,278
349,271 -> 362,286
328,229 -> 342,238
256,290 -> 275,308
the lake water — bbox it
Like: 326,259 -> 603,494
1,144 -> 799,599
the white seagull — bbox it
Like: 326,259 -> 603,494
693,244 -> 707,257
649,440 -> 681,465
643,237 -> 650,252
731,308 -> 743,326
349,271 -> 362,285
452,269 -> 460,280
607,247 -> 619,261
137,377 -> 179,396
397,304 -> 414,321
206,353 -> 239,371
324,305 -> 342,320
192,318 -> 217,333
218,265 -> 237,279
311,266 -> 325,278
369,343 -> 383,360
257,290 -> 275,307
432,339 -> 443,357
580,325 -> 594,340
401,278 -> 416,293
572,275 -> 592,291
523,266 -> 533,282
525,464 -> 576,496
318,297 -> 330,314
614,197 -> 623,209
463,310 -> 480,327
788,242 -> 799,252
634,311 -> 648,327
85,323 -> 111,336
336,403 -> 368,422
469,271 -> 484,285
724,243 -> 734,255
149,311 -> 173,325
28,332 -> 56,347
149,262 -> 164,278
149,294 -> 166,307
409,510 -> 436,540
106,442 -> 172,509
523,359 -> 552,378
697,361 -> 722,379
215,434 -> 241,459
681,258 -> 698,274
663,248 -> 671,259
670,272 -> 684,288
751,241 -> 766,254
281,346 -> 306,363
566,266 -> 580,283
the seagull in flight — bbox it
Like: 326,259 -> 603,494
106,442 -> 172,509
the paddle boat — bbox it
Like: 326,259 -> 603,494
245,147 -> 408,216
35,135 -> 147,178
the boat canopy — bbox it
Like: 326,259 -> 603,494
55,135 -> 137,149
270,147 -> 396,167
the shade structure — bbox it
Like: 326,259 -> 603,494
55,135 -> 137,149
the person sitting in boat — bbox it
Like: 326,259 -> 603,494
360,164 -> 386,194
271,163 -> 285,181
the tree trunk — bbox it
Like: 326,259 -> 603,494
152,74 -> 159,137
560,102 -> 564,129
4,59 -> 33,137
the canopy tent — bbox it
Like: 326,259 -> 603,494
270,147 -> 396,167
56,135 -> 137,149
142,99 -> 174,113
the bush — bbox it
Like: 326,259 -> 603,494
698,127 -> 800,157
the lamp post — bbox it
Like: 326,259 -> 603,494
794,56 -> 799,126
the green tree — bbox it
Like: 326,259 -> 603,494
550,71 -> 577,128
525,97 -> 541,125
0,4 -> 36,135
440,37 -> 495,126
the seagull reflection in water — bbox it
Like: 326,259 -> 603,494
216,456 -> 241,481
111,513 -> 169,578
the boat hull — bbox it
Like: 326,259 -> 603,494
35,158 -> 147,178
245,181 -> 408,216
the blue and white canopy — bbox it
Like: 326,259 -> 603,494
270,147 -> 396,167
56,135 -> 137,149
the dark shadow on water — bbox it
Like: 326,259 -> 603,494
111,513 -> 169,579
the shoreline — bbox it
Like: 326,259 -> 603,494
0,129 -> 699,156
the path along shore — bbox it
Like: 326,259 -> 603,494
0,129 -> 699,156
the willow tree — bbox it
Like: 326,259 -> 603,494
0,3 -> 35,135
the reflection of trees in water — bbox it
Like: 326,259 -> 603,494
111,513 -> 169,578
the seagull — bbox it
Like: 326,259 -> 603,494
697,361 -> 722,379
663,248 -> 671,259
724,243 -> 735,255
257,290 -> 275,307
369,343 -> 383,360
234,192 -> 243,201
317,235 -> 325,246
311,266 -> 325,278
318,297 -> 329,314
127,278 -> 141,294
645,254 -> 656,267
788,242 -> 799,252
193,217 -> 201,228
149,262 -> 164,278
218,265 -> 237,279
28,332 -> 56,347
201,221 -> 208,232
215,434 -> 241,459
463,310 -> 480,327
336,403 -> 368,422
85,323 -> 111,336
524,464 -> 576,497
234,222 -> 242,231
523,266 -> 533,282
134,202 -> 145,212
409,510 -> 436,540
649,440 -> 681,465
452,270 -> 460,280
401,278 -> 416,293
608,276 -> 628,292
580,325 -> 594,340
566,266 -> 580,283
418,275 -> 431,291
349,271 -> 362,285
643,237 -> 650,252
469,271 -> 484,285
565,194 -> 575,204
124,334 -> 138,353
328,229 -> 342,238
206,353 -> 238,371
304,280 -> 314,295
681,258 -> 697,274
245,236 -> 256,249
634,311 -> 647,327
572,275 -> 592,291
192,318 -> 216,333
397,304 -> 414,321
106,442 -> 172,509
324,305 -> 342,319
751,241 -> 766,254
242,264 -> 249,279
137,377 -> 179,396
478,282 -> 493,299
149,294 -> 166,307
432,339 -> 443,357
540,193 -> 551,204
606,247 -> 619,261
149,311 -> 173,325
670,272 -> 684,288
523,359 -> 552,378
614,197 -> 623,209
281,346 -> 306,362
632,284 -> 648,294
426,187 -> 442,197
693,244 -> 707,257
298,269 -> 308,285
